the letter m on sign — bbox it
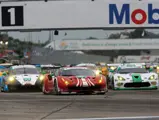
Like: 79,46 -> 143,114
109,4 -> 130,24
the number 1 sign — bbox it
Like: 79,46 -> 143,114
1,6 -> 24,26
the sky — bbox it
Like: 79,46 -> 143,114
5,30 -> 115,43
5,29 -> 159,43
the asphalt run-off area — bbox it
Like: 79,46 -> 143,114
0,90 -> 159,120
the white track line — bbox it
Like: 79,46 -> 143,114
0,99 -> 56,102
46,116 -> 159,120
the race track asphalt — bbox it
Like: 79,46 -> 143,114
0,90 -> 159,120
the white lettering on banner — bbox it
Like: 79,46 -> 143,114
117,56 -> 159,63
54,39 -> 159,50
0,0 -> 159,30
8,8 -> 15,25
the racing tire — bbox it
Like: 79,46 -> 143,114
1,86 -> 6,92
106,76 -> 110,89
54,80 -> 61,95
42,83 -> 51,95
7,85 -> 16,92
97,88 -> 108,95
97,92 -> 106,95
111,79 -> 115,90
0,87 -> 2,92
1,80 -> 5,92
153,87 -> 158,90
83,91 -> 93,95
107,77 -> 112,89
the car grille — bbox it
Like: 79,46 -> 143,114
134,76 -> 139,79
68,85 -> 101,91
124,82 -> 150,87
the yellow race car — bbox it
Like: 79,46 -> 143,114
156,66 -> 159,74
95,62 -> 109,76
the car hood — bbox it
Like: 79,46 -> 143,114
14,74 -> 39,85
114,73 -> 158,80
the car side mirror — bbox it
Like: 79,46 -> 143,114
48,75 -> 52,81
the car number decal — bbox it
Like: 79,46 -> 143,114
23,78 -> 31,81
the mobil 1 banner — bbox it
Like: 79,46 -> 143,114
0,0 -> 159,30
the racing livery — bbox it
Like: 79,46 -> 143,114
38,64 -> 61,90
107,63 -> 121,88
43,67 -> 108,95
108,63 -> 145,82
1,65 -> 41,92
111,64 -> 158,90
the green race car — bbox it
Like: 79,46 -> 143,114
110,63 -> 158,90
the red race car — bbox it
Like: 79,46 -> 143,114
42,67 -> 108,95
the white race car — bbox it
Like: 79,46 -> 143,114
3,65 -> 41,91
111,66 -> 158,90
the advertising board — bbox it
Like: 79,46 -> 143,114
54,39 -> 159,50
116,56 -> 159,63
0,0 -> 158,30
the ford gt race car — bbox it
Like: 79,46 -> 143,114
1,65 -> 41,92
111,64 -> 158,90
42,67 -> 108,95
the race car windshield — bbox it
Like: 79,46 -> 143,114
118,68 -> 148,74
42,67 -> 54,70
42,67 -> 60,73
15,68 -> 39,74
3,65 -> 12,68
42,67 -> 60,70
61,69 -> 95,76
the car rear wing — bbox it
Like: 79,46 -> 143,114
107,63 -> 121,67
0,63 -> 13,68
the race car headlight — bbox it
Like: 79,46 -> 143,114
64,81 -> 69,85
149,75 -> 155,80
95,70 -> 101,75
110,67 -> 116,70
62,78 -> 69,85
99,77 -> 103,83
117,76 -> 125,81
8,76 -> 15,82
39,75 -> 44,81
